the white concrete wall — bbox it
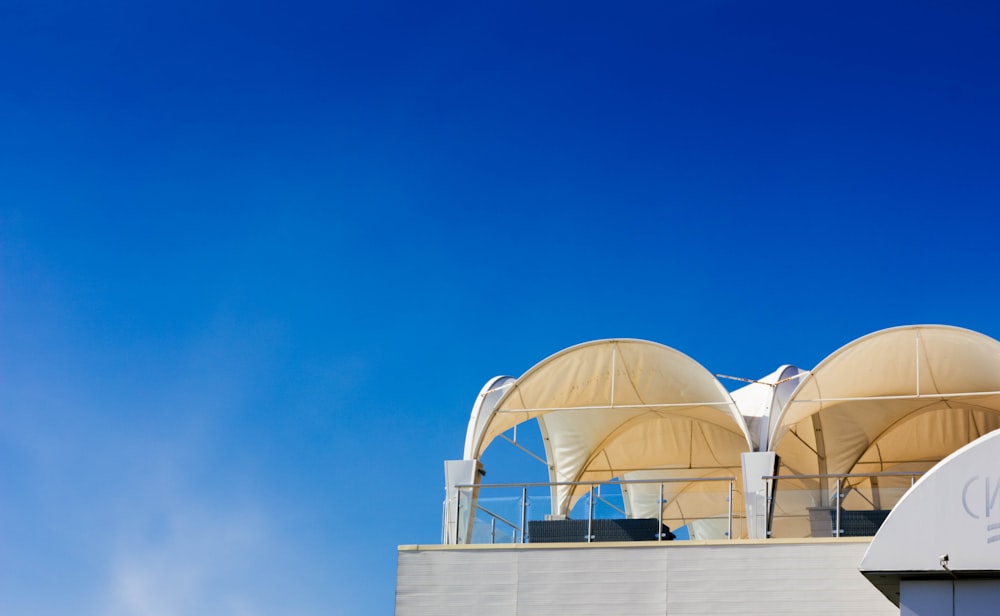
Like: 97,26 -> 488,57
396,540 -> 898,616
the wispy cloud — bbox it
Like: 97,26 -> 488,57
106,499 -> 271,616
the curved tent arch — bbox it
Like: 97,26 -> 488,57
463,375 -> 516,460
472,339 -> 753,523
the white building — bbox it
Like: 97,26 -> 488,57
396,325 -> 1000,615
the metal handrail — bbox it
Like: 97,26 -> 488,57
460,475 -> 739,544
475,503 -> 520,532
760,471 -> 923,480
457,476 -> 736,489
462,470 -> 923,544
761,470 -> 924,538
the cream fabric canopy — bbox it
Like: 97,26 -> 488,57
461,326 -> 1000,539
767,325 -> 1000,535
470,339 -> 753,518
770,325 -> 1000,479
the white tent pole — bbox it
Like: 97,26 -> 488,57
499,432 -> 548,466
493,400 -> 741,413
787,390 -> 1000,404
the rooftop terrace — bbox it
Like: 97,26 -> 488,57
442,325 -> 1000,545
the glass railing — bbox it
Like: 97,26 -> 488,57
455,476 -> 740,545
763,471 -> 922,539
450,471 -> 921,544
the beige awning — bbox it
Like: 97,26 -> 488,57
472,339 -> 753,520
771,325 -> 1000,477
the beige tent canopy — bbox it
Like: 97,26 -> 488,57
771,325 -> 1000,476
456,326 -> 1000,541
768,325 -> 1000,534
469,339 -> 753,528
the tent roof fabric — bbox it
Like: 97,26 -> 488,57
462,326 -> 1000,536
770,325 -> 1000,478
471,339 -> 753,517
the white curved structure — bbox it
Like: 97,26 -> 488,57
730,364 -> 804,451
463,375 -> 516,460
862,429 -> 1000,609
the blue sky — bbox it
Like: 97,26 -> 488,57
3,1 -> 1000,614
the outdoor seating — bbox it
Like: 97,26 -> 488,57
527,518 -> 672,543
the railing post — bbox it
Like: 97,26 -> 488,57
766,474 -> 778,538
491,517 -> 496,544
587,485 -> 594,543
728,481 -> 733,540
455,490 -> 462,544
765,478 -> 771,538
521,486 -> 528,544
658,483 -> 664,541
835,478 -> 842,537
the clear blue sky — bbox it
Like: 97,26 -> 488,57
2,1 -> 1000,614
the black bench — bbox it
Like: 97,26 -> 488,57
527,518 -> 674,543
836,509 -> 891,536
808,508 -> 891,537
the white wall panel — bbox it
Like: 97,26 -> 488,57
396,541 -> 898,616
665,542 -> 893,616
396,549 -> 517,616
515,547 -> 667,616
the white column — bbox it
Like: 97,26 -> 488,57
741,452 -> 777,539
443,459 -> 483,544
